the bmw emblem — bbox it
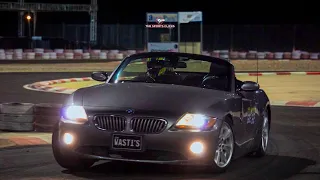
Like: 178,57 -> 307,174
126,109 -> 134,114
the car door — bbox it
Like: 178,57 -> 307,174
239,90 -> 258,141
231,94 -> 249,147
233,78 -> 253,147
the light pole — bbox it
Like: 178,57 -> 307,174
26,15 -> 31,37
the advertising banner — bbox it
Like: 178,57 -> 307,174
146,13 -> 178,23
178,11 -> 202,23
147,42 -> 179,52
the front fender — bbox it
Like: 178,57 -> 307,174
255,89 -> 271,131
205,99 -> 230,119
256,89 -> 270,115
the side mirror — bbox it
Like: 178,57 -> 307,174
91,71 -> 108,82
241,81 -> 260,91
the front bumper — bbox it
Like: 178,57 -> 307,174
57,121 -> 220,166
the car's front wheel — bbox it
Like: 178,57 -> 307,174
252,108 -> 270,157
211,118 -> 235,173
52,129 -> 95,171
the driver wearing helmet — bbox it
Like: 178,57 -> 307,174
146,57 -> 166,80
146,57 -> 178,82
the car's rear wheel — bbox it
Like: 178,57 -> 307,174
52,129 -> 95,171
211,118 -> 235,173
252,108 -> 270,157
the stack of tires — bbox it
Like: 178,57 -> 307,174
0,103 -> 34,131
0,103 -> 62,132
247,51 -> 257,59
229,51 -> 239,59
33,103 -> 62,132
238,52 -> 247,59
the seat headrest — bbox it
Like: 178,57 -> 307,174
209,63 -> 227,76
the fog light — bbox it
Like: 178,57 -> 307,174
63,133 -> 74,145
190,142 -> 204,154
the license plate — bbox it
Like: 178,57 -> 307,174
112,134 -> 142,150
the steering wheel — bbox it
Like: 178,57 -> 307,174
201,75 -> 227,91
201,76 -> 215,88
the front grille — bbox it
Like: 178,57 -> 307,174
130,118 -> 167,134
93,115 -> 126,131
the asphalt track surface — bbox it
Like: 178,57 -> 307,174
0,72 -> 319,180
0,72 -> 90,104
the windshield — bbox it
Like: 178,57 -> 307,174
109,54 -> 232,91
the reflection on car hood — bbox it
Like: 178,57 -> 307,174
81,82 -> 230,113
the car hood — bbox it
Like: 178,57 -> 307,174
80,82 -> 230,113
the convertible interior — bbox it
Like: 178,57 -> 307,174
119,61 -> 239,92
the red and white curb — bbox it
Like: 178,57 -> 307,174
23,73 -> 320,107
270,101 -> 320,107
0,133 -> 51,148
23,77 -> 92,94
236,72 -> 320,76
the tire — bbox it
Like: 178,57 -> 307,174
34,115 -> 60,132
0,103 -> 35,132
34,103 -> 62,132
252,108 -> 270,157
1,102 -> 34,114
34,103 -> 62,116
52,128 -> 95,171
210,117 -> 235,173
0,119 -> 34,132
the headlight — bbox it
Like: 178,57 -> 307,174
61,105 -> 88,124
175,113 -> 216,130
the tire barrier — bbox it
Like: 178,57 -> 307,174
99,52 -> 107,59
26,52 -> 35,59
219,50 -> 229,59
212,50 -> 220,58
257,52 -> 266,59
247,51 -> 257,59
0,103 -> 34,132
127,50 -> 137,55
1,48 -> 320,60
266,52 -> 274,59
238,52 -> 247,59
83,53 -> 90,59
274,52 -> 284,59
33,103 -> 62,132
301,52 -> 310,59
229,51 -> 238,59
283,52 -> 292,59
310,53 -> 319,60
0,102 -> 62,132
0,49 -> 5,59
201,51 -> 211,56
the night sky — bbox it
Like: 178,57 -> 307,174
0,0 -> 319,51
0,0 -> 318,24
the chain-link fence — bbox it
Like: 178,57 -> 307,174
9,24 -> 320,52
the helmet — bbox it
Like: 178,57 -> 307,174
146,57 -> 167,78
146,57 -> 165,62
